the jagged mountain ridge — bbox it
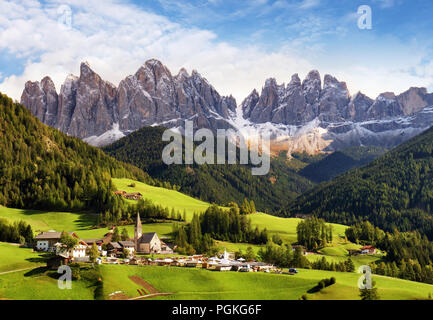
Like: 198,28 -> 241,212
21,60 -> 433,152
239,71 -> 433,154
21,59 -> 237,146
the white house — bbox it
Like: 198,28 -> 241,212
35,232 -> 77,252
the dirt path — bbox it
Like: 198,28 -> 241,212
0,267 -> 34,276
129,275 -> 160,294
128,292 -> 174,300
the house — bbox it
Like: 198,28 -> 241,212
55,239 -> 88,259
124,192 -> 143,200
360,246 -> 377,255
119,241 -> 135,256
83,239 -> 104,251
292,245 -> 306,255
107,242 -> 122,256
348,249 -> 360,256
134,213 -> 166,254
35,231 -> 78,252
160,240 -> 174,254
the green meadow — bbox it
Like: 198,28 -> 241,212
0,242 -> 45,273
99,264 -> 433,301
0,205 -> 97,234
0,268 -> 95,300
112,178 -> 214,222
0,205 -> 173,240
249,213 -> 348,244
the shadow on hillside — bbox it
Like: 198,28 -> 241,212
24,267 -> 49,277
25,253 -> 51,264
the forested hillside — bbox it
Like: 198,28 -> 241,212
287,126 -> 433,238
0,93 -> 151,213
103,126 -> 314,213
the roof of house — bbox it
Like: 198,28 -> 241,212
35,232 -> 74,240
119,241 -> 135,247
139,232 -> 158,243
108,242 -> 122,249
83,239 -> 103,245
360,246 -> 375,250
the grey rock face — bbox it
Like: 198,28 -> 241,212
21,77 -> 58,127
241,70 -> 433,126
21,59 -> 237,145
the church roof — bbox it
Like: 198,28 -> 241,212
139,232 -> 157,243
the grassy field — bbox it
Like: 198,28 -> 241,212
249,213 -> 348,244
296,269 -> 433,300
214,241 -> 264,254
100,264 -> 316,300
0,242 -> 45,273
0,268 -> 95,300
0,206 -> 173,240
112,178 -> 214,222
0,206 -> 97,234
99,265 -> 433,300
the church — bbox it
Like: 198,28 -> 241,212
134,213 -> 174,254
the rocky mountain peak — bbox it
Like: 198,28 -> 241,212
20,59 -> 237,146
264,78 -> 278,88
288,74 -> 301,87
176,67 -> 190,79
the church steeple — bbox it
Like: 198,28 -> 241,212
134,213 -> 142,251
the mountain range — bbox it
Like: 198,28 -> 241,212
21,59 -> 433,155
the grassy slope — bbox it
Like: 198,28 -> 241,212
0,205 -> 173,240
0,269 -> 94,300
100,265 -> 433,300
112,178 -> 214,222
0,205 -> 97,234
249,213 -> 348,244
0,242 -> 45,273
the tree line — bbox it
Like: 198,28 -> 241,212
172,204 -> 269,255
296,217 -> 333,251
0,218 -> 34,245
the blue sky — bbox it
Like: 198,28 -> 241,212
0,0 -> 432,103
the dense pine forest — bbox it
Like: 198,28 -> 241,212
286,126 -> 433,238
102,126 -> 314,213
0,93 -> 151,213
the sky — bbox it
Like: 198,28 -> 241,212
0,0 -> 432,104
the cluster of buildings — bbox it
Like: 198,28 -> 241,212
34,213 -> 276,273
34,213 -> 174,265
114,190 -> 143,200
348,245 -> 377,255
104,250 -> 276,273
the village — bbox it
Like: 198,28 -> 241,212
34,213 -> 281,274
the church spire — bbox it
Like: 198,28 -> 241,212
134,213 -> 142,251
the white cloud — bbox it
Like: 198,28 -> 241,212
298,0 -> 320,10
0,0 -> 432,107
0,0 -> 314,103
